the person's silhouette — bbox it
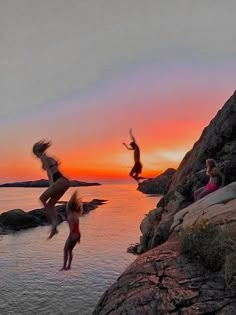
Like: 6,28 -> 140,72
32,140 -> 70,239
123,129 -> 144,183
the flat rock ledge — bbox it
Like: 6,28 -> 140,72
93,235 -> 236,315
130,182 -> 236,255
0,199 -> 107,234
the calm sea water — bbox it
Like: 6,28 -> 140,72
0,184 -> 160,315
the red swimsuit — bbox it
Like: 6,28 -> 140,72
72,222 -> 80,236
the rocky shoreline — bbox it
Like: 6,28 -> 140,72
0,199 -> 107,234
94,233 -> 236,315
93,91 -> 236,314
94,183 -> 236,314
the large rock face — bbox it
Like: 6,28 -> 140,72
137,168 -> 176,194
94,184 -> 236,314
93,91 -> 236,314
168,90 -> 236,197
134,91 -> 236,253
94,235 -> 236,315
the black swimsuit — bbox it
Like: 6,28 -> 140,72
52,171 -> 63,182
49,163 -> 63,183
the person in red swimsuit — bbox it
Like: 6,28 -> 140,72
32,140 -> 70,239
123,128 -> 145,183
61,190 -> 82,271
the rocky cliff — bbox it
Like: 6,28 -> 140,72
94,182 -> 236,314
94,234 -> 236,314
93,91 -> 236,314
135,91 -> 236,254
168,90 -> 236,196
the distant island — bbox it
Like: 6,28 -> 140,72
0,179 -> 101,187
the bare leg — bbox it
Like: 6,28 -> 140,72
39,189 -> 58,235
198,188 -> 210,200
133,172 -> 142,183
133,176 -> 139,183
43,194 -> 66,239
61,242 -> 69,271
136,176 -> 146,180
194,187 -> 203,201
46,203 -> 59,239
39,179 -> 70,239
66,250 -> 73,270
194,186 -> 209,201
129,170 -> 139,183
135,175 -> 146,183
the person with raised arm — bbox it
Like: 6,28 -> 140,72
123,128 -> 144,183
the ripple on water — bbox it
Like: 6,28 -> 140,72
0,185 -> 161,314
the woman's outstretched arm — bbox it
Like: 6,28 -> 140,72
129,128 -> 136,142
123,142 -> 133,150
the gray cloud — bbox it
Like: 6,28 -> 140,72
0,0 -> 235,116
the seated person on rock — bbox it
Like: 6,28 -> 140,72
194,159 -> 225,201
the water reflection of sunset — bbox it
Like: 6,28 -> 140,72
0,184 -> 161,314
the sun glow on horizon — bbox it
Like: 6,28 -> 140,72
1,0 -> 236,185
0,64 -> 234,184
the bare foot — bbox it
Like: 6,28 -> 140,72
60,267 -> 66,271
65,266 -> 71,270
47,227 -> 58,240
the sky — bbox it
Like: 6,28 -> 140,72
0,0 -> 235,183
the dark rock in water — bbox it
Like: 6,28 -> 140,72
83,199 -> 107,214
137,168 -> 176,194
0,179 -> 101,187
0,199 -> 107,234
132,90 -> 236,254
0,209 -> 41,231
127,243 -> 140,255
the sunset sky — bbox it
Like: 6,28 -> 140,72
0,1 -> 235,183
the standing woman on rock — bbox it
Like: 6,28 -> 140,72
194,158 -> 224,201
32,140 -> 70,239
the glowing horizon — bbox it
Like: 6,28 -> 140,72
0,1 -> 235,184
0,86 -> 234,184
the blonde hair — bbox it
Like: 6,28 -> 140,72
206,158 -> 217,169
206,158 -> 217,176
32,139 -> 51,155
66,191 -> 83,215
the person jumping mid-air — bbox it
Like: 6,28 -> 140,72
61,190 -> 82,271
32,140 -> 70,239
123,128 -> 145,183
